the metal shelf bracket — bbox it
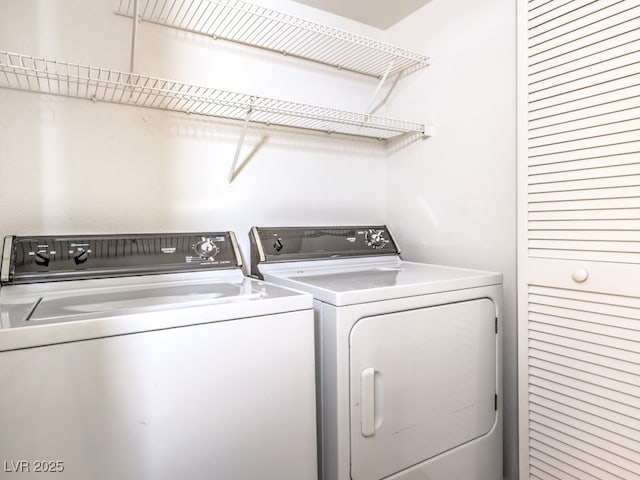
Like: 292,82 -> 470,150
129,0 -> 140,73
366,59 -> 395,115
422,122 -> 435,138
228,98 -> 255,183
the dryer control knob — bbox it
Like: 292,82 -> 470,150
194,238 -> 219,258
365,229 -> 389,249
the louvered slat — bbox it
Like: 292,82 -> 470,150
528,173 -> 640,192
528,196 -> 640,212
528,230 -> 640,242
529,162 -> 640,183
529,187 -> 640,202
529,154 -> 640,175
529,250 -> 640,263
529,209 -> 640,221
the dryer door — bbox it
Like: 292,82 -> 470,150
349,298 -> 497,480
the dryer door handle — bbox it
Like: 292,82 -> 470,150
361,367 -> 382,437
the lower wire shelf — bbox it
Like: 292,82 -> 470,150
0,51 -> 425,140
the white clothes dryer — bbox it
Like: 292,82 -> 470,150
250,225 -> 503,480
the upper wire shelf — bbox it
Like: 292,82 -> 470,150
114,0 -> 429,79
0,52 -> 425,140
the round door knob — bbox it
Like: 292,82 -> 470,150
572,268 -> 589,283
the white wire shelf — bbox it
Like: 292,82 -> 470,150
0,52 -> 425,139
114,0 -> 429,79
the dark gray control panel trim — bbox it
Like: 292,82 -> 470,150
2,232 -> 242,285
249,225 -> 400,277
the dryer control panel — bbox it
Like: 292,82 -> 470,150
250,225 -> 400,276
1,232 -> 243,285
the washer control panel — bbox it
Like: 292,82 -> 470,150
250,225 -> 399,275
1,232 -> 242,285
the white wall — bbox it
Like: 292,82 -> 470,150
385,1 -> 517,479
0,0 -> 389,260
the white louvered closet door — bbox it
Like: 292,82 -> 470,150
518,1 -> 640,479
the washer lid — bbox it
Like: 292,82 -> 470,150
260,259 -> 502,306
0,273 -> 312,351
27,282 -> 264,324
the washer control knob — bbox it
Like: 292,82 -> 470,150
194,238 -> 219,258
572,268 -> 589,283
74,249 -> 89,265
34,251 -> 50,267
365,229 -> 389,249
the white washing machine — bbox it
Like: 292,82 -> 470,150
250,225 -> 503,480
0,232 -> 317,480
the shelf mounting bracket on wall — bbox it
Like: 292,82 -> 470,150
129,0 -> 140,73
423,122 -> 435,138
228,98 -> 255,183
366,59 -> 395,115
